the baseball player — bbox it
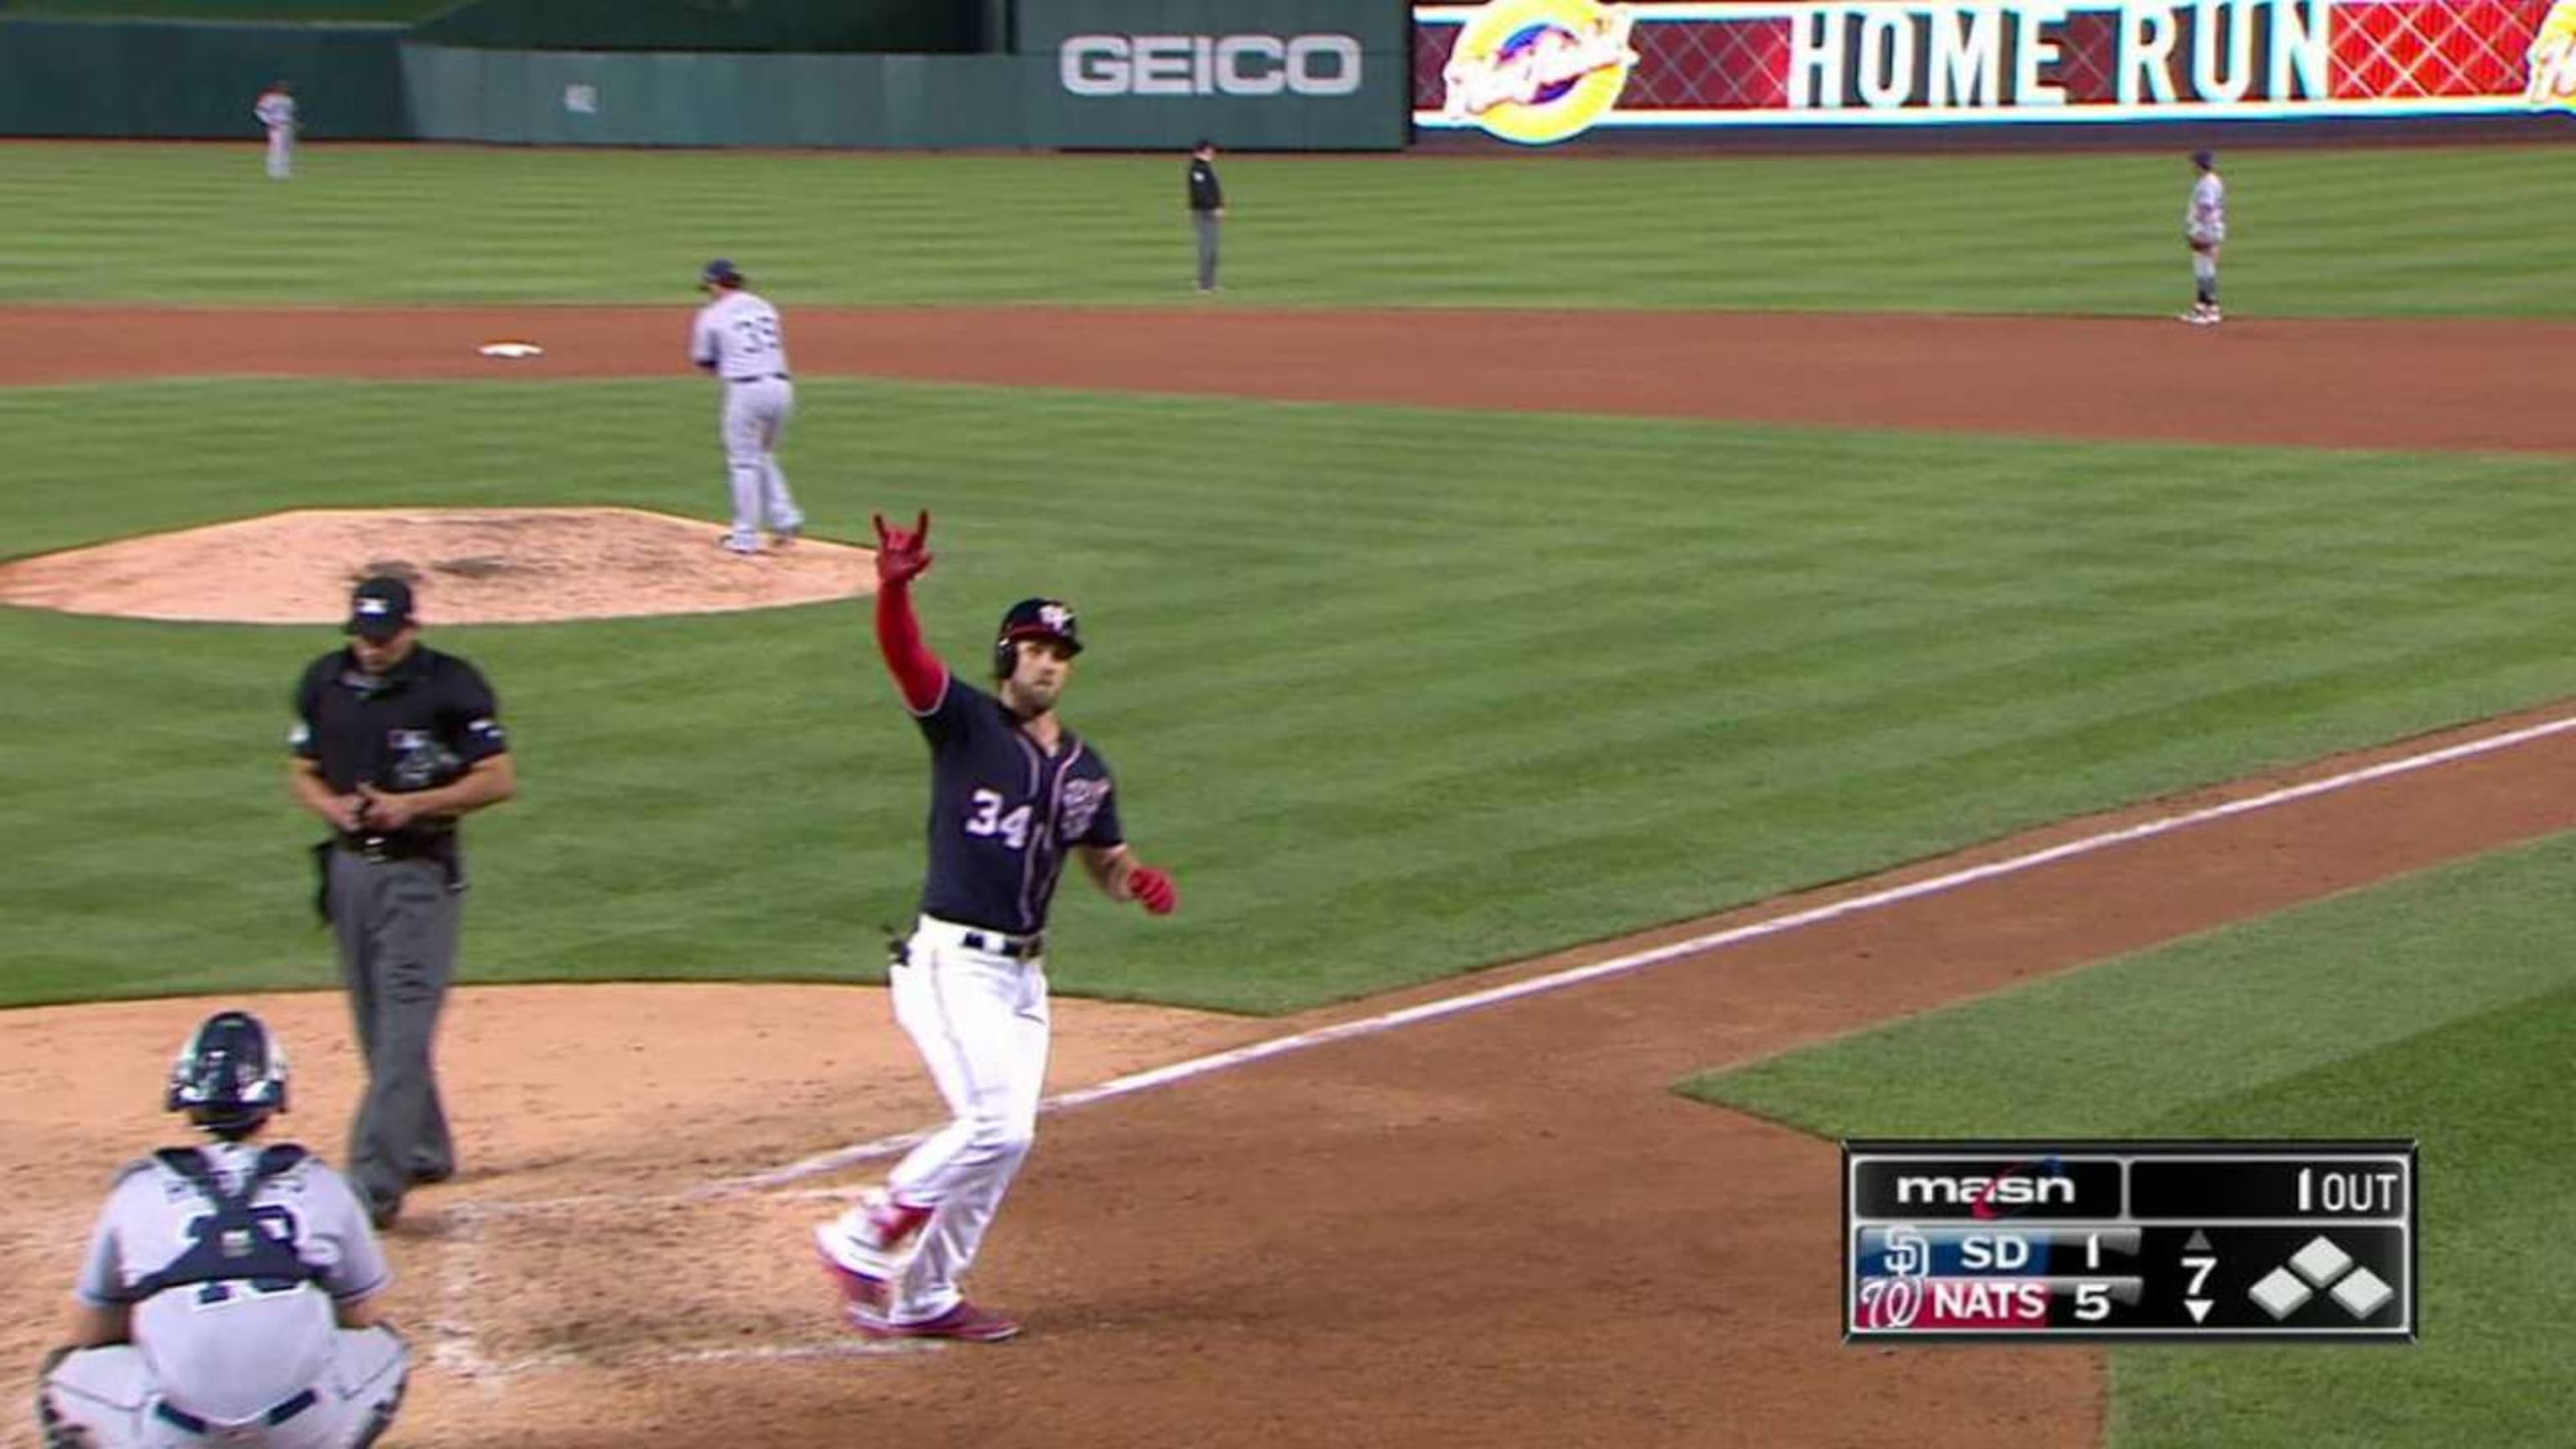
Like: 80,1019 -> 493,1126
815,512 -> 1180,1343
35,1010 -> 408,1449
689,258 -> 804,555
254,81 -> 296,180
2182,149 -> 2227,325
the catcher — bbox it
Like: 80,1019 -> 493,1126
36,1010 -> 408,1448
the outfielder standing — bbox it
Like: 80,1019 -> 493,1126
690,258 -> 804,555
36,1010 -> 408,1449
254,80 -> 296,180
816,512 -> 1180,1343
2182,149 -> 2226,325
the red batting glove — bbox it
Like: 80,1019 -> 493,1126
871,510 -> 933,586
1129,865 -> 1178,916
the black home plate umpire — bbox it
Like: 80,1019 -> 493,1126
288,574 -> 516,1228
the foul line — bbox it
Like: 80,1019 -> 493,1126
709,711 -> 2576,1197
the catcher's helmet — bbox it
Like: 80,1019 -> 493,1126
166,1010 -> 288,1140
700,257 -> 744,288
993,597 -> 1083,678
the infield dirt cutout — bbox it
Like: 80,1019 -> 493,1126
3,305 -> 2573,1448
0,507 -> 870,626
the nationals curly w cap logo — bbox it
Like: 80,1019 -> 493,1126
2529,0 -> 2576,112
1441,0 -> 1640,145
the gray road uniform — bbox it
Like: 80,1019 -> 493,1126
690,275 -> 803,553
254,87 -> 295,179
39,1142 -> 407,1448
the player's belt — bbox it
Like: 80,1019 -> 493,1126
153,1388 -> 319,1435
961,929 -> 1046,960
728,372 -> 791,382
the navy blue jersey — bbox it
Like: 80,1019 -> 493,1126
914,676 -> 1124,935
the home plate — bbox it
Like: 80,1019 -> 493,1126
477,340 -> 545,360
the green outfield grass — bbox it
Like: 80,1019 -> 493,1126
0,143 -> 2568,314
6,376 -> 2576,1011
1690,836 -> 2576,1448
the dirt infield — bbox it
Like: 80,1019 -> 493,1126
3,304 -> 2573,452
3,304 -> 2569,1449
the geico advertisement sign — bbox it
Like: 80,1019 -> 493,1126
1060,34 -> 1364,96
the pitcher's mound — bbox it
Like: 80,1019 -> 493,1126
0,507 -> 875,625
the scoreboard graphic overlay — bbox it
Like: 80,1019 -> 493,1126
1844,1140 -> 2418,1343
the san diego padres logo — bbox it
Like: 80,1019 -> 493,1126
1854,1225 -> 1931,1330
2529,0 -> 2576,112
1440,0 -> 1640,145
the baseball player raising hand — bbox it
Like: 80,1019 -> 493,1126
815,512 -> 1179,1343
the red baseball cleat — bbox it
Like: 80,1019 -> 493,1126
814,1192 -> 932,1313
846,1300 -> 1023,1343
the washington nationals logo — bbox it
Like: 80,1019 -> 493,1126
1058,778 -> 1111,841
1039,604 -> 1075,632
1441,0 -> 1640,145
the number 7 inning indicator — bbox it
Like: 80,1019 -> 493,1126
1843,1140 -> 2418,1343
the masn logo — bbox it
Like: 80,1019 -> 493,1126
1060,34 -> 1363,97
1893,1175 -> 2075,1208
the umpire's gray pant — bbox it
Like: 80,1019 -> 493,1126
328,849 -> 461,1217
1192,212 -> 1222,291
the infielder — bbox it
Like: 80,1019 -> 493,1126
816,512 -> 1180,1343
2182,149 -> 2226,325
36,1010 -> 408,1449
689,258 -> 804,554
254,81 -> 295,180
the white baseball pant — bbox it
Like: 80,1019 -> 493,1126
39,1323 -> 407,1448
881,916 -> 1053,1322
719,377 -> 802,550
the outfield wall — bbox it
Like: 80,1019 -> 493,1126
0,18 -> 408,138
404,0 -> 1410,148
0,0 -> 1410,149
408,0 -> 984,55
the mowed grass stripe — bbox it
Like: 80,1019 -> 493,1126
6,377 -> 2576,1010
2,144 -> 2571,314
2108,988 -> 2576,1448
1694,839 -> 2576,1447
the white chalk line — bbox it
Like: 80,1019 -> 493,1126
421,1193 -> 930,1380
429,1204 -> 501,1384
435,708 -> 2576,1374
712,709 -> 2576,1197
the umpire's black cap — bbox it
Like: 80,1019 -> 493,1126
345,574 -> 415,640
